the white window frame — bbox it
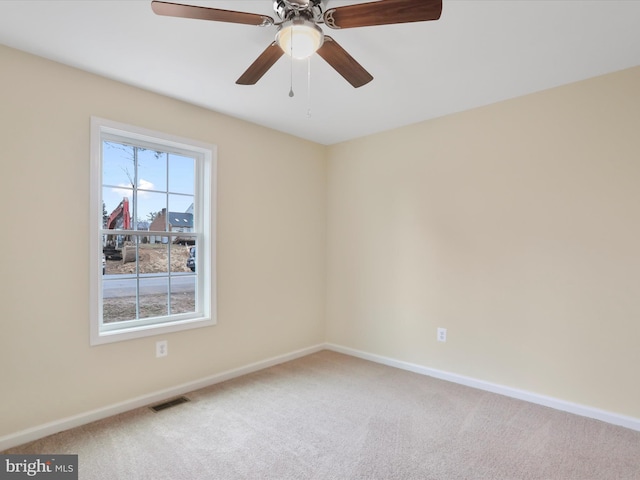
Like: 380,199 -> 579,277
90,117 -> 216,345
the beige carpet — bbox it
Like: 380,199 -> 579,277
4,350 -> 640,479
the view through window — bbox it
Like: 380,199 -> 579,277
90,118 -> 215,344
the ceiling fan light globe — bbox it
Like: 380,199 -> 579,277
276,19 -> 324,59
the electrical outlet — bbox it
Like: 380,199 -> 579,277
156,340 -> 168,358
437,328 -> 447,343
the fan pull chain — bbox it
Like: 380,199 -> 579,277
288,31 -> 295,97
289,61 -> 294,97
306,57 -> 312,117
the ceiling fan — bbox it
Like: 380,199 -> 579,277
151,0 -> 442,88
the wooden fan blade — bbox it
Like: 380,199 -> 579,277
316,36 -> 373,88
151,1 -> 274,27
324,0 -> 442,29
236,42 -> 284,85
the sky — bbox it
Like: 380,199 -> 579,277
102,141 -> 195,227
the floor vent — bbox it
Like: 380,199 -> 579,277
150,396 -> 190,412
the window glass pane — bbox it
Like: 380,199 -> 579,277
102,231 -> 128,260
139,277 -> 169,319
137,148 -> 167,192
138,191 -> 167,231
100,200 -> 108,229
103,141 -> 136,188
168,194 -> 194,237
138,242 -> 169,275
103,188 -> 133,231
170,241 -> 194,274
136,220 -> 151,239
171,275 -> 196,315
119,243 -> 139,275
102,233 -> 121,264
168,154 -> 195,195
102,277 -> 137,323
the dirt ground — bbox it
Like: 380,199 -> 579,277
104,243 -> 195,323
105,243 -> 192,275
103,293 -> 195,323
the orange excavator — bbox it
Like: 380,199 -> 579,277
103,197 -> 131,260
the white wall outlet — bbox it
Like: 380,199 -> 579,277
437,328 -> 447,343
156,340 -> 168,358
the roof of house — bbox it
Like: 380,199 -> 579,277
168,212 -> 193,228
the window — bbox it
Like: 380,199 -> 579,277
90,117 -> 216,345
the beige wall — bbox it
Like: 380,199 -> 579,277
0,45 -> 326,437
326,66 -> 640,418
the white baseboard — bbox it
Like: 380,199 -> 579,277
4,342 -> 637,451
325,343 -> 640,432
0,344 -> 325,452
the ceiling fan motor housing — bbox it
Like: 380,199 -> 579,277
273,0 -> 325,22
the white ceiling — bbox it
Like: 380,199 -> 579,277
1,0 -> 639,145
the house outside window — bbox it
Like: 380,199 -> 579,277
90,117 -> 216,345
148,208 -> 194,244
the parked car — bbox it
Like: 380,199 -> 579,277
187,246 -> 196,272
102,254 -> 106,275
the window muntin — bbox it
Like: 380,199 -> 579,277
90,117 -> 216,345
